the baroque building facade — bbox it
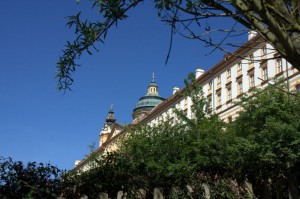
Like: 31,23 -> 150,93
75,33 -> 300,172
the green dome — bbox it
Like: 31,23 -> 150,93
133,94 -> 165,113
132,73 -> 165,120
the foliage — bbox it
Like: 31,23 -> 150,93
229,82 -> 300,198
6,75 -> 296,197
66,74 -> 247,198
57,0 -> 300,91
61,77 -> 300,198
0,157 -> 63,199
3,79 -> 299,198
75,152 -> 136,198
57,0 -> 142,91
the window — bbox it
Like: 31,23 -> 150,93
208,81 -> 212,92
170,116 -> 174,124
262,67 -> 268,81
296,84 -> 300,94
207,96 -> 212,105
237,81 -> 243,95
249,54 -> 254,64
217,92 -> 222,107
228,116 -> 232,123
237,62 -> 242,74
184,109 -> 188,116
277,58 -> 283,73
162,116 -> 165,123
227,87 -> 232,101
262,45 -> 267,56
217,75 -> 221,87
227,69 -> 231,79
184,98 -> 188,109
249,74 -> 255,88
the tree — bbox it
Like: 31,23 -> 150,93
0,157 -> 63,199
57,0 -> 300,91
63,74 -> 248,198
69,152 -> 136,198
230,82 -> 300,198
118,74 -> 248,198
60,77 -> 299,198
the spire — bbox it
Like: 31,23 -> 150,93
106,104 -> 116,124
152,72 -> 155,83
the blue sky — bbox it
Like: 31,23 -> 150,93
0,1 -> 246,170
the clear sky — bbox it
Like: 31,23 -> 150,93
0,1 -> 246,170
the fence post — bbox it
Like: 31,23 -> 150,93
153,187 -> 164,199
186,185 -> 193,198
202,183 -> 210,199
170,187 -> 178,198
136,189 -> 146,199
117,191 -> 127,199
97,193 -> 108,199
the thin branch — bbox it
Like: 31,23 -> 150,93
165,6 -> 179,65
257,77 -> 300,97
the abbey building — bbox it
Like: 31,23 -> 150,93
75,33 -> 300,172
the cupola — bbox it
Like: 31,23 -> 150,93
106,104 -> 116,125
132,73 -> 165,121
99,105 -> 116,146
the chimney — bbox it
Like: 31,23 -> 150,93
195,68 -> 205,79
248,30 -> 257,40
75,160 -> 81,167
173,87 -> 179,95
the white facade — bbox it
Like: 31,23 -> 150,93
141,37 -> 300,126
75,34 -> 300,171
